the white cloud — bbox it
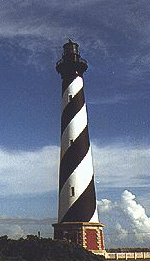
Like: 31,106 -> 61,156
0,223 -> 27,239
138,193 -> 150,216
97,199 -> 114,212
0,143 -> 150,245
0,0 -> 148,44
0,1 -> 76,38
0,0 -> 149,80
115,223 -> 128,240
121,190 -> 150,242
0,146 -> 59,196
89,94 -> 128,105
0,141 -> 150,196
89,90 -> 150,105
92,142 -> 150,187
97,190 -> 150,248
9,225 -> 26,239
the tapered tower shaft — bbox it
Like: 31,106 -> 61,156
56,41 -> 99,223
53,41 -> 105,254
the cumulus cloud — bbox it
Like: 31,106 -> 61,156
0,223 -> 26,239
121,190 -> 150,242
9,225 -> 26,239
97,190 -> 150,248
97,199 -> 114,212
138,193 -> 150,216
0,146 -> 59,196
115,223 -> 128,240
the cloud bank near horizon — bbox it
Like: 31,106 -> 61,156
92,142 -> 150,188
0,146 -> 59,196
0,141 -> 150,196
0,142 -> 150,246
0,190 -> 149,247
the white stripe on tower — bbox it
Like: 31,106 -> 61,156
62,76 -> 83,112
56,40 -> 99,223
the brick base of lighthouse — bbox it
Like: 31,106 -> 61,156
52,222 -> 105,255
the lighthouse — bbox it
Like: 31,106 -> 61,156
53,40 -> 105,254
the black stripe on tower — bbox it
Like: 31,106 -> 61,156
61,87 -> 85,135
59,126 -> 89,192
61,176 -> 96,222
62,75 -> 78,94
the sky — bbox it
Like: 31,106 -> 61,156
0,0 -> 150,248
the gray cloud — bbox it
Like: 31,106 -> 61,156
0,0 -> 149,91
0,0 -> 149,50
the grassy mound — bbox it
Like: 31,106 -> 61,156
0,235 -> 105,261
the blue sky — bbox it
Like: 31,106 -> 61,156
0,0 -> 150,248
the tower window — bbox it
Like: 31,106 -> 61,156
68,94 -> 72,102
70,139 -> 73,146
71,187 -> 75,197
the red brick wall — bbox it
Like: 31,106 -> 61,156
85,229 -> 98,250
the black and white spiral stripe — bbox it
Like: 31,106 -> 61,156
58,74 -> 99,223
